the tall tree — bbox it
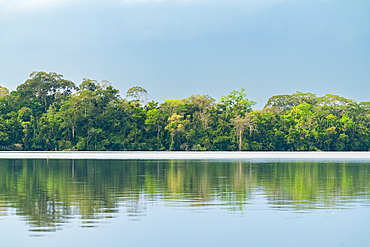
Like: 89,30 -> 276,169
220,88 -> 256,113
17,71 -> 76,114
231,113 -> 256,151
126,86 -> 148,104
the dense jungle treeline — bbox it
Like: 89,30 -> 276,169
1,71 -> 370,151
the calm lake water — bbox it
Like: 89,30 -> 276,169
1,159 -> 370,247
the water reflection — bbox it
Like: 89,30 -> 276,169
0,159 -> 369,233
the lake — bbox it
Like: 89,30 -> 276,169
0,158 -> 370,246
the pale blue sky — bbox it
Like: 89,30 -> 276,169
0,0 -> 369,108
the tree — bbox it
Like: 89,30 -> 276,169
264,91 -> 318,112
220,88 -> 256,113
17,71 -> 76,113
160,99 -> 186,117
17,107 -> 35,149
186,94 -> 215,130
165,113 -> 186,151
86,127 -> 103,150
318,94 -> 355,107
0,86 -> 9,97
57,95 -> 84,142
231,113 -> 256,151
126,86 -> 148,104
145,108 -> 166,148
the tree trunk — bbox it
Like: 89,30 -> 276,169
239,129 -> 242,151
157,123 -> 161,148
170,133 -> 174,151
44,97 -> 48,112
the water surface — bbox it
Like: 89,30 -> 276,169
0,159 -> 369,246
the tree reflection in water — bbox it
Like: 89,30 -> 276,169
0,159 -> 369,232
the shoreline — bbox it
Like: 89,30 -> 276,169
1,151 -> 370,160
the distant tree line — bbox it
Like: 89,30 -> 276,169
0,71 -> 369,151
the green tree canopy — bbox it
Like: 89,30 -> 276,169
220,88 -> 256,113
126,86 -> 148,103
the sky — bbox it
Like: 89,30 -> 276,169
0,0 -> 369,109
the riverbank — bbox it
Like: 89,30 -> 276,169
1,151 -> 370,160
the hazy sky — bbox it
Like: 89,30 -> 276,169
1,0 -> 369,108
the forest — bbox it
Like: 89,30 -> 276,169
0,71 -> 369,151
